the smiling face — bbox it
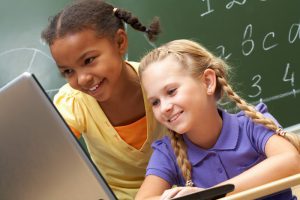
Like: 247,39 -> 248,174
50,28 -> 127,102
141,55 -> 214,136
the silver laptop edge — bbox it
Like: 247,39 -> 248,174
0,72 -> 117,200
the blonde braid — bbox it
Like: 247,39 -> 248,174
215,69 -> 300,153
169,130 -> 193,186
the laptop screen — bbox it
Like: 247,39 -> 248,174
0,72 -> 117,200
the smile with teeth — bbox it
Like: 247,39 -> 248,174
89,84 -> 99,91
88,79 -> 104,92
167,111 -> 183,123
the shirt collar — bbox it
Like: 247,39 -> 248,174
184,109 -> 240,166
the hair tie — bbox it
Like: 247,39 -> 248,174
276,128 -> 287,137
113,7 -> 118,14
185,179 -> 194,187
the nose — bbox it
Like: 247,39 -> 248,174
77,72 -> 93,87
160,99 -> 173,113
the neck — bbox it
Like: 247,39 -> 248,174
102,61 -> 140,105
98,61 -> 145,126
187,105 -> 223,149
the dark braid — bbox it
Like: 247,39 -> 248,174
114,8 -> 160,41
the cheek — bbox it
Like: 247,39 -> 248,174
67,77 -> 79,90
153,109 -> 163,123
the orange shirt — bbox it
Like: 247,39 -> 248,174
114,116 -> 147,150
70,126 -> 81,139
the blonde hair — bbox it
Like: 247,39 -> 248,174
139,39 -> 300,186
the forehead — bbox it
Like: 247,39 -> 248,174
51,30 -> 101,52
50,29 -> 112,64
141,56 -> 190,94
142,56 -> 186,79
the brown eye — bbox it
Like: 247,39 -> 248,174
61,69 -> 74,77
84,57 -> 95,65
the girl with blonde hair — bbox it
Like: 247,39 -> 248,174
135,39 -> 300,200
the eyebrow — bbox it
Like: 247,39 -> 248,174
76,51 -> 89,64
147,96 -> 155,102
56,50 -> 94,69
57,64 -> 68,69
146,84 -> 170,102
77,50 -> 97,64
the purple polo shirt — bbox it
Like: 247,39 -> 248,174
146,103 -> 295,200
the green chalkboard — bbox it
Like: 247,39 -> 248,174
1,0 -> 299,128
0,0 -> 71,99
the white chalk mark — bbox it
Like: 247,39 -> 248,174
293,89 -> 297,97
250,88 -> 300,105
46,88 -> 59,93
0,47 -> 54,62
27,50 -> 37,72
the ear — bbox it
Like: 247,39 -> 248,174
202,68 -> 217,95
114,29 -> 128,55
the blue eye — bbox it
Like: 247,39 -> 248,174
167,88 -> 177,95
151,99 -> 160,107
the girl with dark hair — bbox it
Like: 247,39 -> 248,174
41,0 -> 165,199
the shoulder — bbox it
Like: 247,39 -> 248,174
126,61 -> 140,72
53,84 -> 88,132
236,102 -> 269,117
235,103 -> 278,153
54,83 -> 81,98
53,83 -> 89,106
236,102 -> 279,126
53,83 -> 90,121
151,136 -> 173,154
147,136 -> 182,185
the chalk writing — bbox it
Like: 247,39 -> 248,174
216,45 -> 232,60
283,63 -> 295,87
200,0 -> 268,17
262,32 -> 278,51
197,0 -> 300,127
248,75 -> 262,98
217,21 -> 300,58
226,0 -> 247,10
200,0 -> 214,17
242,24 -> 254,56
214,19 -> 299,102
288,22 -> 300,44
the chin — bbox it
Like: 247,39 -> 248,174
93,93 -> 110,102
169,127 -> 188,135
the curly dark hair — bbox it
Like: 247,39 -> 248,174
41,0 -> 161,45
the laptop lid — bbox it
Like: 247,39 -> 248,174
0,72 -> 117,200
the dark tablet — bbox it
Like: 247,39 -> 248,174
172,184 -> 234,200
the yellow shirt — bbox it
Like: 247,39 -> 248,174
53,61 -> 166,200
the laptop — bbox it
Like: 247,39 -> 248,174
172,184 -> 234,200
0,72 -> 117,200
